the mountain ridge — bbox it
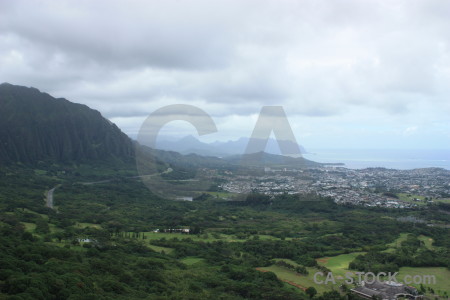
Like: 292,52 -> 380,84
0,83 -> 324,171
156,135 -> 308,157
0,83 -> 134,164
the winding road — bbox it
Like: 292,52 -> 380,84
44,168 -> 173,209
46,185 -> 60,209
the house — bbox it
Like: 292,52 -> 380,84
77,238 -> 95,243
160,228 -> 190,234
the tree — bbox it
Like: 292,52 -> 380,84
35,219 -> 50,234
306,286 -> 317,299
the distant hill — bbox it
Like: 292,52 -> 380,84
224,151 -> 323,168
0,83 -> 325,172
0,83 -> 134,164
137,145 -> 233,170
156,135 -> 308,157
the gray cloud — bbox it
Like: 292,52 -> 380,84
0,0 -> 449,148
0,0 -> 242,70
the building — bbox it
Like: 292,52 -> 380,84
351,281 -> 423,300
77,238 -> 95,243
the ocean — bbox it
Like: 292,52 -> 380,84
302,149 -> 450,170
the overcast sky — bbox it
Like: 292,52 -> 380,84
1,0 -> 449,149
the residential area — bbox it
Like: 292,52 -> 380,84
220,167 -> 450,208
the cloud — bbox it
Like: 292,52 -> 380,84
0,0 -> 243,69
0,0 -> 449,148
403,126 -> 419,136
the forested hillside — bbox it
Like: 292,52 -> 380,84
0,83 -> 134,164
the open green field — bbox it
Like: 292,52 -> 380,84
22,222 -> 36,232
383,233 -> 409,252
418,235 -> 434,250
316,252 -> 365,276
258,265 -> 334,294
383,233 -> 435,253
23,221 -> 74,234
180,257 -> 205,265
144,232 -> 227,242
142,232 -> 290,242
397,267 -> 450,297
434,198 -> 450,204
263,254 -> 450,297
397,193 -> 426,205
148,244 -> 174,254
74,222 -> 102,229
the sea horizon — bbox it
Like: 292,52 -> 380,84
303,148 -> 450,170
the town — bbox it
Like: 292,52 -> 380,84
219,166 -> 450,209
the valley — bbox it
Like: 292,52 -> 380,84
0,84 -> 449,299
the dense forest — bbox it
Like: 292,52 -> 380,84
1,165 -> 449,299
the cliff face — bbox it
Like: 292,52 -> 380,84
0,83 -> 134,164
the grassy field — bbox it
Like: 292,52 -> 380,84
142,232 -> 290,243
144,232 -> 225,242
74,222 -> 102,229
397,267 -> 450,297
180,257 -> 205,265
383,233 -> 410,252
383,233 -> 435,253
22,222 -> 36,232
418,235 -> 434,250
397,193 -> 427,205
316,252 -> 365,276
257,265 -> 334,294
148,244 -> 174,254
434,197 -> 450,204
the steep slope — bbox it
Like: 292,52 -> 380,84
0,83 -> 134,164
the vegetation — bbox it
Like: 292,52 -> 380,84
1,83 -> 448,299
1,163 -> 449,298
0,83 -> 134,164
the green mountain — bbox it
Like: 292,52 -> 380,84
0,83 -> 327,172
142,146 -> 232,169
224,151 -> 324,168
0,83 -> 134,165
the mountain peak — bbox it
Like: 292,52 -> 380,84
180,135 -> 200,143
